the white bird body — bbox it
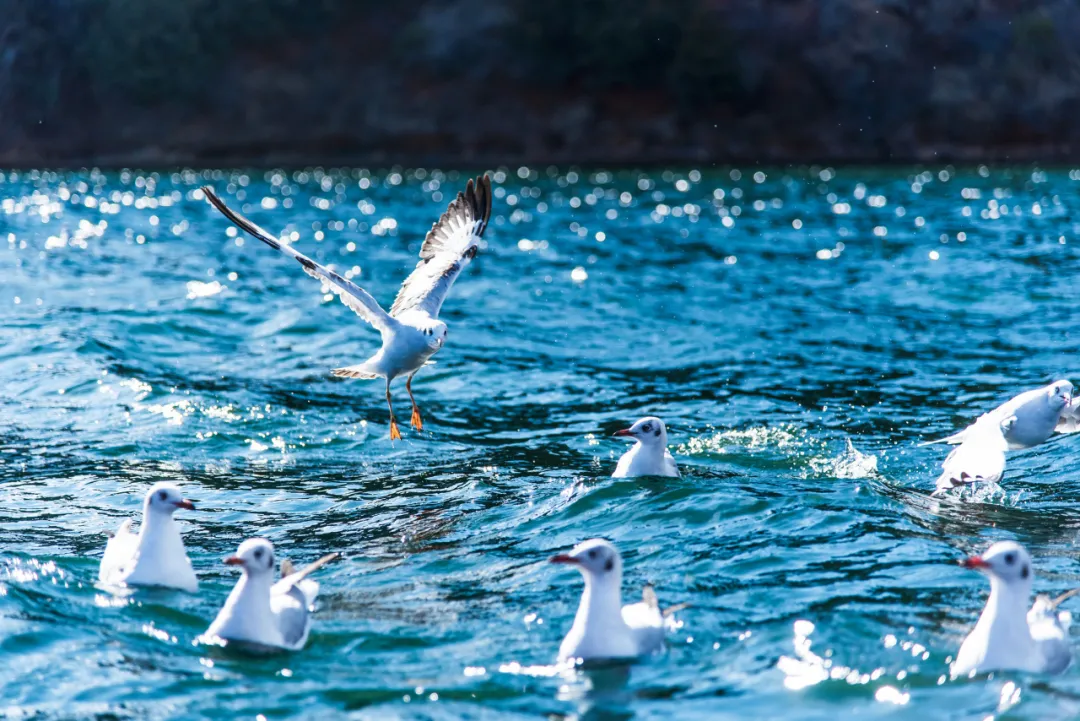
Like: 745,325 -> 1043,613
612,417 -> 679,478
205,539 -> 337,652
952,541 -> 1073,678
98,483 -> 198,593
926,381 -> 1073,450
336,313 -> 440,380
551,539 -> 675,662
202,176 -> 492,439
933,416 -> 1013,495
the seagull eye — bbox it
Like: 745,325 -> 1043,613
642,424 -> 652,433
1004,553 -> 1015,565
587,549 -> 597,559
157,491 -> 167,501
254,549 -> 263,560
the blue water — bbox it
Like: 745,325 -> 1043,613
2,166 -> 1080,719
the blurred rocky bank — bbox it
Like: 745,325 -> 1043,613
3,0 -> 1080,167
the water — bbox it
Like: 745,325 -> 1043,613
1,166 -> 1080,719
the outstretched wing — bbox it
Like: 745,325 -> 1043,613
389,175 -> 492,319
202,187 -> 394,332
932,420 -> 1007,495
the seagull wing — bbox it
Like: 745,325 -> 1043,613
389,175 -> 492,319
202,187 -> 394,333
622,600 -> 665,655
269,552 -> 338,650
1028,595 -> 1073,673
1057,398 -> 1080,434
99,519 -> 137,584
270,582 -> 313,650
932,422 -> 1006,494
664,451 -> 680,477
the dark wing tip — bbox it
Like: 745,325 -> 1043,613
465,173 -> 492,237
470,172 -> 492,235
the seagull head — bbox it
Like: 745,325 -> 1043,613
961,541 -> 1033,590
1048,380 -> 1073,410
224,538 -> 276,577
550,538 -> 622,584
613,416 -> 667,446
422,321 -> 448,351
143,482 -> 195,517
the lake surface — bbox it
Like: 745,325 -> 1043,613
2,165 -> 1080,720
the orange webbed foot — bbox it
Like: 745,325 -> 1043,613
389,419 -> 403,441
410,407 -> 423,431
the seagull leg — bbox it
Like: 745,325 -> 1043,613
385,379 -> 402,441
406,373 -> 423,430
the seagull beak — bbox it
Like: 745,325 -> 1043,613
613,429 -> 633,437
224,556 -> 244,566
174,499 -> 196,511
960,556 -> 990,570
549,554 -> 581,565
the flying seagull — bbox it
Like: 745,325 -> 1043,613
922,380 -> 1073,450
202,175 -> 492,440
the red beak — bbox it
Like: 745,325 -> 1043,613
613,429 -> 633,437
549,554 -> 580,565
174,499 -> 196,511
961,556 -> 989,569
224,556 -> 244,566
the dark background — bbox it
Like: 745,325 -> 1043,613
3,0 -> 1079,166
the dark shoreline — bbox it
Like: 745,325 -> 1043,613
0,145 -> 1073,171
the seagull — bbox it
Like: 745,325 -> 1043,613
204,538 -> 339,651
952,540 -> 1076,678
922,380 -> 1073,450
549,538 -> 684,662
202,175 -> 492,440
98,482 -> 199,592
612,417 -> 679,478
932,415 -> 1016,496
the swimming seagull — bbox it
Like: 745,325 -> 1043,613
204,538 -> 339,651
550,538 -> 684,662
922,380 -> 1073,450
201,175 -> 492,440
952,541 -> 1076,678
932,415 -> 1015,496
612,417 -> 679,478
98,482 -> 199,592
